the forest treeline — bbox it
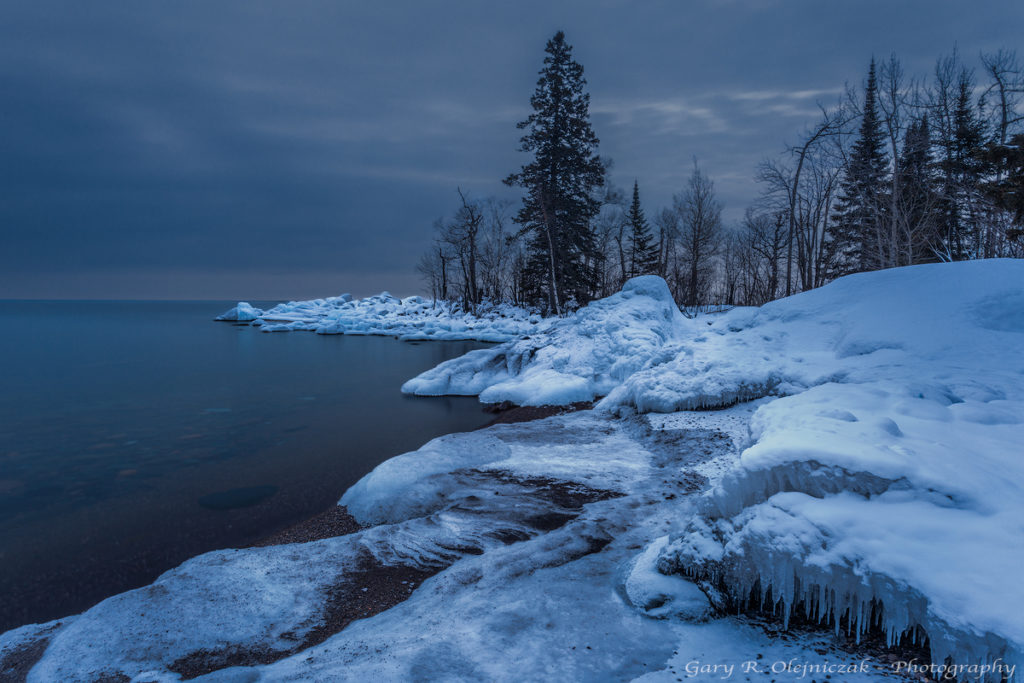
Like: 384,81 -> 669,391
418,33 -> 1024,314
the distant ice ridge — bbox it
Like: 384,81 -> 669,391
216,292 -> 543,342
402,275 -> 696,405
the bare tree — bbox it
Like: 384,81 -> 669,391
673,162 -> 723,306
474,198 -> 518,302
981,49 -> 1024,147
654,208 -> 677,280
418,192 -> 527,309
416,224 -> 451,304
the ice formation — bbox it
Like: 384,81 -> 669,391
5,408 -> 778,682
214,301 -> 263,322
632,260 -> 1024,680
216,292 -> 543,342
404,260 -> 1024,678
402,275 -> 694,405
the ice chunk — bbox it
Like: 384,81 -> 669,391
214,302 -> 263,321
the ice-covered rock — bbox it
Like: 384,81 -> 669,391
402,275 -> 693,405
624,535 -> 712,622
400,259 -> 1024,677
341,431 -> 513,525
214,301 -> 263,321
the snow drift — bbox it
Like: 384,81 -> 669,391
402,275 -> 693,405
216,292 -> 542,342
635,259 -> 1024,680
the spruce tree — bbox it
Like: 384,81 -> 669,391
983,132 -> 1024,240
948,74 -> 988,258
626,180 -> 658,277
899,115 -> 939,262
504,31 -> 605,314
830,59 -> 890,275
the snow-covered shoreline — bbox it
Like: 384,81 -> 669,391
404,260 -> 1024,677
6,404 -> 921,682
4,261 -> 1023,681
216,293 -> 545,342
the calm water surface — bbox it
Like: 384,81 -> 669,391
0,300 -> 491,631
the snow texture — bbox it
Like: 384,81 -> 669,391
404,260 -> 1024,679
13,404 -> 915,682
402,275 -> 693,405
7,408 -> 743,681
217,293 -> 543,342
631,260 -> 1024,680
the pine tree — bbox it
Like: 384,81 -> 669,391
947,73 -> 988,258
983,133 -> 1024,240
830,59 -> 890,275
898,115 -> 940,262
504,31 -> 605,314
626,180 -> 658,277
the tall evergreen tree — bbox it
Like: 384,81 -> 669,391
830,59 -> 890,275
504,31 -> 605,314
626,180 -> 658,277
983,132 -> 1024,240
898,115 -> 940,261
944,72 -> 989,258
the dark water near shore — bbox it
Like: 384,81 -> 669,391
0,300 -> 491,632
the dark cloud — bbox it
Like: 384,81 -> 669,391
1,0 -> 1021,298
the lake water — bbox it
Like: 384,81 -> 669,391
0,300 -> 491,632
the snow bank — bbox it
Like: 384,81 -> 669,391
216,292 -> 542,342
402,275 -> 693,405
392,260 -> 1024,675
639,259 -> 1024,679
603,259 -> 1024,413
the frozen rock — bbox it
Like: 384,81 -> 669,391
214,302 -> 263,322
403,275 -> 694,405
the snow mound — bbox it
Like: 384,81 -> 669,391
402,275 -> 693,405
218,292 -> 542,342
641,259 -> 1024,679
603,259 -> 1024,413
214,302 -> 263,321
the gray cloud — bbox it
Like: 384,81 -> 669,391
1,0 -> 1021,298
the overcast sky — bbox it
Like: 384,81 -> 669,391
2,0 -> 1021,299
